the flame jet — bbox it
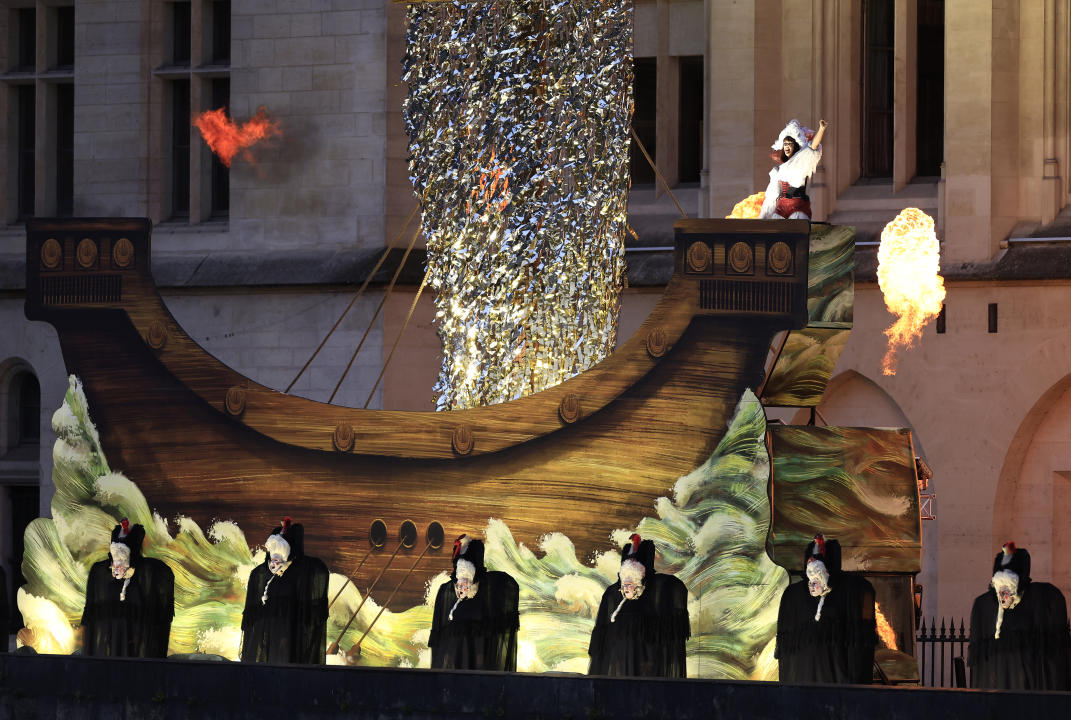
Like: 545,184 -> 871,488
877,208 -> 946,376
726,192 -> 766,219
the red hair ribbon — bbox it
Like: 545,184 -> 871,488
812,533 -> 826,559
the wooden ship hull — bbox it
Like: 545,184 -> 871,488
25,217 -> 816,608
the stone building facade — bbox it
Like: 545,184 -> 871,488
3,0 -> 1071,637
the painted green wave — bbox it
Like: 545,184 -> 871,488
762,327 -> 850,407
768,425 -> 920,574
807,224 -> 855,325
19,376 -> 785,679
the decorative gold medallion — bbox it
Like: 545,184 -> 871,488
686,241 -> 712,273
224,386 -> 247,416
767,241 -> 793,275
41,238 -> 62,270
146,320 -> 168,350
727,241 -> 753,274
646,326 -> 668,358
332,422 -> 355,452
451,424 -> 474,455
76,238 -> 99,269
112,237 -> 134,269
558,393 -> 582,424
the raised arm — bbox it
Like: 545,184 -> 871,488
810,119 -> 829,149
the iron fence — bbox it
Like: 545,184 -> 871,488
916,617 -> 969,687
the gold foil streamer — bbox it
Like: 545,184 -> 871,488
404,0 -> 632,409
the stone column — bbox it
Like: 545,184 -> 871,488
942,0 -> 993,262
706,0 -> 757,217
656,0 -> 680,195
893,0 -> 917,192
991,0 -> 1019,246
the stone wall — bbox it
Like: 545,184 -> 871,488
162,288 -> 384,409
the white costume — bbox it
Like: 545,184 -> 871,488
760,119 -> 823,220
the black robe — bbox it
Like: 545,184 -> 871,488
969,581 -> 1071,690
429,570 -> 519,671
81,557 -> 174,658
776,574 -> 877,684
588,573 -> 690,678
241,555 -> 329,665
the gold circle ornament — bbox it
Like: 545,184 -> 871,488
768,241 -> 793,275
332,422 -> 355,452
451,424 -> 474,455
112,237 -> 134,268
558,393 -> 582,424
146,320 -> 168,350
76,238 -> 99,268
727,241 -> 753,274
646,326 -> 668,358
40,238 -> 62,269
686,241 -> 712,273
224,386 -> 247,416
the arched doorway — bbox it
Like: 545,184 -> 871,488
0,361 -> 42,641
994,376 -> 1071,604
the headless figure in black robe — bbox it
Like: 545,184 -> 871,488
776,536 -> 877,684
241,521 -> 329,664
429,536 -> 519,671
588,536 -> 690,678
81,522 -> 175,658
969,545 -> 1071,690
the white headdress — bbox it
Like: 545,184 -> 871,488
771,119 -> 814,151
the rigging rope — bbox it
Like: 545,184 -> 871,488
328,228 -> 422,404
286,204 -> 418,393
363,267 -> 431,409
630,126 -> 688,219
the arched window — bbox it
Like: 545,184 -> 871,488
15,372 -> 40,445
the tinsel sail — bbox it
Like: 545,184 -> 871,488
403,0 -> 631,409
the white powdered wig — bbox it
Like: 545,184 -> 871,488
991,569 -> 1020,597
110,542 -> 131,568
449,559 -> 479,620
455,558 -> 476,583
264,534 -> 290,562
805,559 -> 830,589
110,542 -> 134,601
618,559 -> 646,586
806,559 -> 832,621
991,569 -> 1022,638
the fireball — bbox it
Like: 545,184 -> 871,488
877,208 -> 946,376
193,106 -> 281,167
874,601 -> 898,651
726,192 -> 766,219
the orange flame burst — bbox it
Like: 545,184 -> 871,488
726,192 -> 766,219
877,208 -> 946,376
192,107 -> 281,167
874,602 -> 898,651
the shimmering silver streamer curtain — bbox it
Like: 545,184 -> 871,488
404,0 -> 632,410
